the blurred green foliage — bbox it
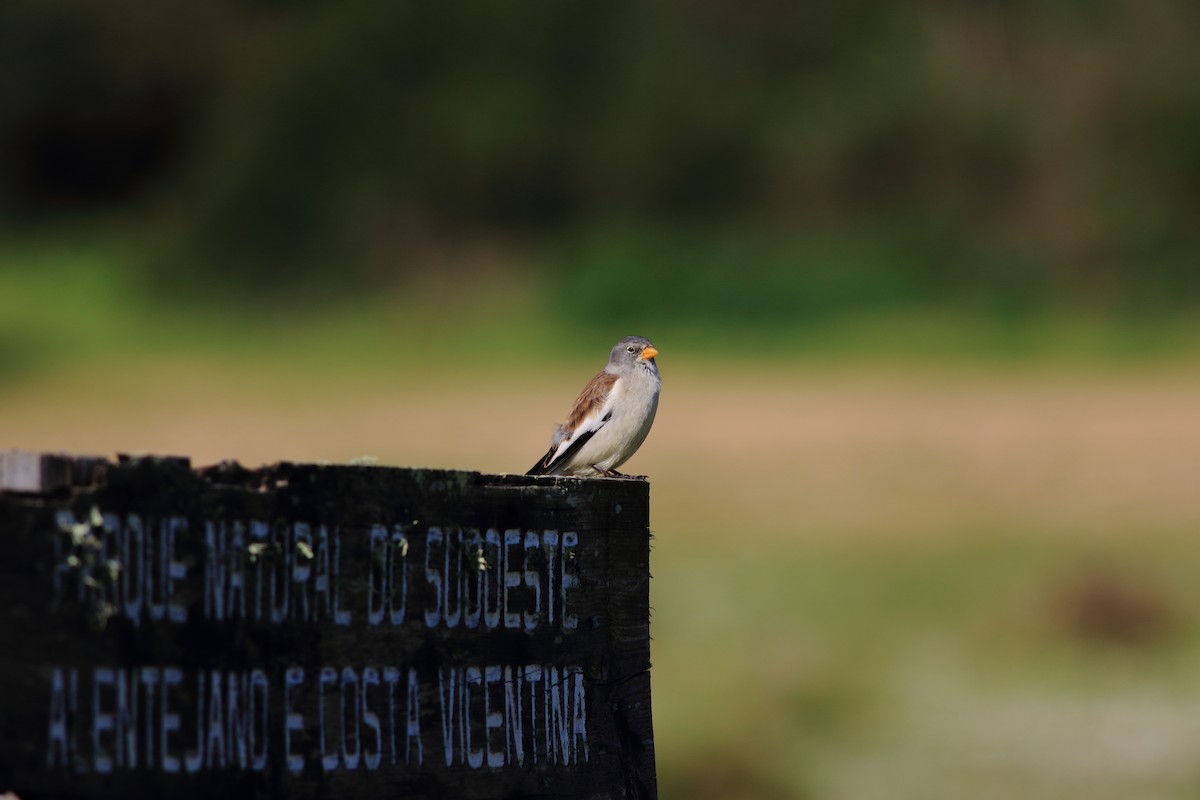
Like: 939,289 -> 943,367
2,0 -> 1199,316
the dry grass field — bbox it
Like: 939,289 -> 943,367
5,355 -> 1200,798
7,356 -> 1200,540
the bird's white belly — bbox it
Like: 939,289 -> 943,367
567,381 -> 659,473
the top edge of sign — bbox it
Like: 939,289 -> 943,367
0,450 -> 650,496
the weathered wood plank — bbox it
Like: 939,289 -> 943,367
0,453 -> 655,799
0,450 -> 111,494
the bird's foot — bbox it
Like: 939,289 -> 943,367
590,467 -> 648,480
591,466 -> 624,478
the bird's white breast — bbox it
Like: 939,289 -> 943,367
570,363 -> 660,473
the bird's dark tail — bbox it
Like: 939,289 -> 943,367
526,448 -> 555,475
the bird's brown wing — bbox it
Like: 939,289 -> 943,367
527,371 -> 618,475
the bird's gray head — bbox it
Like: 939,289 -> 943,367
606,335 -> 659,374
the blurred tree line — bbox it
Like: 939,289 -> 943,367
1,0 -> 1198,317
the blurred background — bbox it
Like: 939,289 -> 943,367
3,2 -> 1200,797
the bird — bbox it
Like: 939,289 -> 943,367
527,336 -> 661,478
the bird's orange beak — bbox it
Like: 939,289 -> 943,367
640,346 -> 659,360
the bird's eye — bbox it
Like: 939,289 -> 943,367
627,346 -> 637,353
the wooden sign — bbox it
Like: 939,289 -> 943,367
0,452 -> 656,799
